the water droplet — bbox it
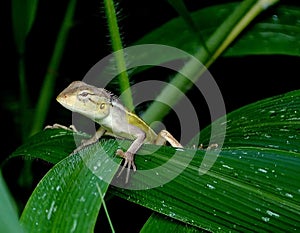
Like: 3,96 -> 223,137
70,219 -> 78,233
207,184 -> 216,190
47,201 -> 56,220
261,216 -> 270,222
266,210 -> 280,218
258,168 -> 268,173
222,164 -> 233,170
168,212 -> 176,217
175,148 -> 184,151
285,193 -> 293,198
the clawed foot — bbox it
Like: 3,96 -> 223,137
116,149 -> 136,183
206,143 -> 218,150
44,123 -> 78,132
199,143 -> 218,150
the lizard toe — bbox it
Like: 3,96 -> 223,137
116,150 -> 136,183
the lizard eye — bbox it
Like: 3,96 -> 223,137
78,90 -> 92,102
79,91 -> 90,97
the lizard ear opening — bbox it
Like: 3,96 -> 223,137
98,102 -> 110,117
100,103 -> 106,109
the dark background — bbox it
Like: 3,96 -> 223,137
1,0 -> 300,232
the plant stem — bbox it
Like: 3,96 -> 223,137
142,0 -> 279,126
96,183 -> 115,233
103,0 -> 134,111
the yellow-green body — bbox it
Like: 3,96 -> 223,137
56,81 -> 182,182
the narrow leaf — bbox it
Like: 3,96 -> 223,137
0,172 -> 24,233
141,0 -> 279,127
11,0 -> 39,53
30,0 -> 77,136
19,140 -> 121,232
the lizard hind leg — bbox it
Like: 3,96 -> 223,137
155,130 -> 183,148
116,149 -> 136,183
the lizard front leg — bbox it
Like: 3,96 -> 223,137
72,127 -> 106,154
44,123 -> 78,132
116,128 -> 146,183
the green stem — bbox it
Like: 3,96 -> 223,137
206,0 -> 280,67
96,183 -> 115,233
30,0 -> 77,136
103,0 -> 134,111
18,56 -> 30,141
142,0 -> 279,125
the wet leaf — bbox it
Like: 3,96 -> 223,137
18,139 -> 121,233
136,4 -> 300,57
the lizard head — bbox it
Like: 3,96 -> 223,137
56,81 -> 112,121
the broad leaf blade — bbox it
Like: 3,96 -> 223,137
199,89 -> 300,152
18,140 -> 121,233
111,89 -> 300,232
135,4 -> 300,57
112,146 -> 300,232
141,212 -> 201,233
10,89 -> 300,231
9,129 -> 88,164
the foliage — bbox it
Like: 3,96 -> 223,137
2,0 -> 300,232
9,89 -> 300,232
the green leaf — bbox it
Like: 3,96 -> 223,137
140,0 -> 279,127
11,0 -> 39,53
166,0 -> 198,34
9,129 -> 88,164
225,5 -> 300,57
10,89 -> 300,232
111,147 -> 300,232
13,0 -> 39,140
18,139 -> 121,232
0,172 -> 24,233
110,89 -> 300,232
135,3 -> 300,57
30,0 -> 78,136
141,213 -> 202,233
199,89 -> 300,152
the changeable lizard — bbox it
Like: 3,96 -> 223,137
56,81 -> 183,183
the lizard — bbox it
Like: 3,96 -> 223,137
56,81 -> 183,183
